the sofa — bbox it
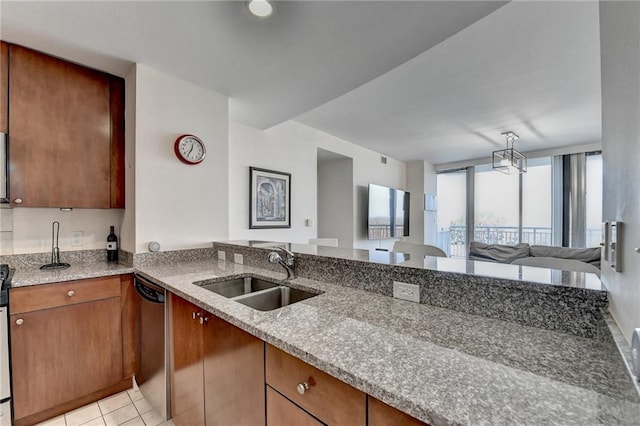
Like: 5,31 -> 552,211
468,241 -> 601,269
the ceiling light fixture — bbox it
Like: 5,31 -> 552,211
248,0 -> 274,18
492,131 -> 527,174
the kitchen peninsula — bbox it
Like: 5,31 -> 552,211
5,243 -> 640,425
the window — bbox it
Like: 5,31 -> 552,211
522,157 -> 552,245
474,164 -> 519,245
436,169 -> 466,257
437,152 -> 600,257
585,153 -> 603,247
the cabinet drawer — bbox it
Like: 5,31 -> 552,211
265,344 -> 366,425
266,386 -> 322,426
10,276 -> 121,314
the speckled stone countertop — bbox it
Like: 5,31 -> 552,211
6,259 -> 134,287
134,259 -> 640,425
221,240 -> 604,290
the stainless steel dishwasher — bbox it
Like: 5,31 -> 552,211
135,276 -> 170,420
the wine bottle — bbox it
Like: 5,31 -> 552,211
107,225 -> 118,262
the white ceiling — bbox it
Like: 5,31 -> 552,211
0,1 -> 601,166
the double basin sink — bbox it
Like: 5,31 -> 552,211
197,275 -> 319,311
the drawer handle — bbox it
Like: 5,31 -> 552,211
16,318 -> 24,325
296,381 -> 310,395
199,316 -> 209,325
67,290 -> 75,297
192,312 -> 200,320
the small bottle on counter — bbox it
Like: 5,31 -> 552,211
107,225 -> 118,262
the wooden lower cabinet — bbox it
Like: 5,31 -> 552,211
9,275 -> 135,426
169,293 -> 205,426
169,295 -> 426,426
368,396 -> 428,426
169,294 -> 265,426
265,344 -> 366,425
266,386 -> 322,426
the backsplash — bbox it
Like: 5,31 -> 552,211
0,248 -> 126,268
0,203 -> 12,254
0,206 -> 124,255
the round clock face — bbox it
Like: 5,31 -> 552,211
174,134 -> 206,165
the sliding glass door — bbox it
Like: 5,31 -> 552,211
522,157 -> 552,245
474,164 -> 520,245
436,169 -> 467,257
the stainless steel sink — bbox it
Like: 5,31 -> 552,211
197,276 -> 319,311
200,276 -> 279,298
232,286 -> 317,311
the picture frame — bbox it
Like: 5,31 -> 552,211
249,167 -> 291,229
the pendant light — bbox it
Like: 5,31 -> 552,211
492,131 -> 527,174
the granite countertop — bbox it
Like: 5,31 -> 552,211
133,258 -> 640,425
3,249 -> 134,287
221,240 -> 604,291
8,261 -> 134,287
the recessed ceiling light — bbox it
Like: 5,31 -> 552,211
248,0 -> 273,18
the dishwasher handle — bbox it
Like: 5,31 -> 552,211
135,278 -> 165,304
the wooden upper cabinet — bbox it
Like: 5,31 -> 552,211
8,44 -> 124,208
0,42 -> 8,133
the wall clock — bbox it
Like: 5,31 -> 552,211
174,134 -> 206,165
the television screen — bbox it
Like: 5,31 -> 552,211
367,184 -> 410,239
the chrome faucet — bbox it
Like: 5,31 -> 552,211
267,247 -> 296,279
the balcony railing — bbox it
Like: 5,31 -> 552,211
437,225 -> 602,258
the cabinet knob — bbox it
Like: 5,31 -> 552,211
296,381 -> 310,395
192,312 -> 200,320
16,318 -> 24,325
199,316 -> 209,325
67,290 -> 75,297
14,198 -> 23,204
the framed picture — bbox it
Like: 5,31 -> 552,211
249,167 -> 291,229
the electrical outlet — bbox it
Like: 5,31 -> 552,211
218,250 -> 226,261
71,231 -> 83,247
393,281 -> 420,303
233,253 -> 243,264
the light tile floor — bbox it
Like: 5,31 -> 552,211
35,389 -> 175,426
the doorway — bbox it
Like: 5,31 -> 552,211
317,149 -> 353,248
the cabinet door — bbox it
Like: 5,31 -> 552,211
266,386 -> 322,426
169,294 -> 205,426
10,297 -> 123,420
203,315 -> 265,426
368,396 -> 428,426
8,44 -> 112,208
0,41 -> 7,133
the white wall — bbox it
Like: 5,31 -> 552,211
406,161 -> 426,245
229,120 -> 406,249
424,162 -> 437,246
599,2 -> 640,343
10,208 -> 123,254
121,64 -> 136,253
134,64 -> 229,253
406,160 -> 438,246
318,157 -> 353,247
